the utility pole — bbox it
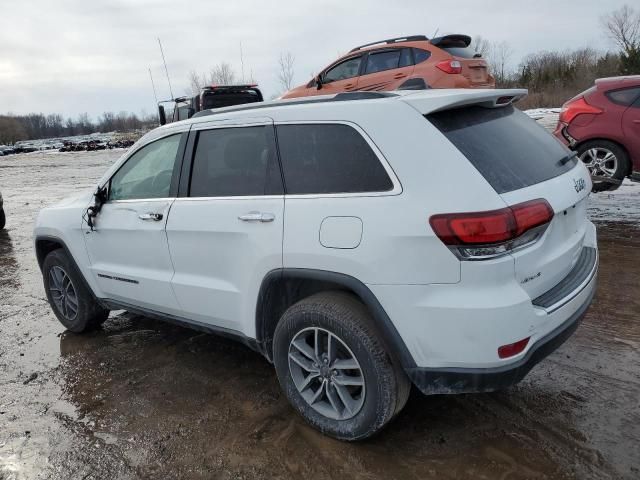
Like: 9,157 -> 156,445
240,41 -> 245,83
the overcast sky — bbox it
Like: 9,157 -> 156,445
0,0 -> 627,119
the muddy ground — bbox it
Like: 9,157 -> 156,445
0,150 -> 639,480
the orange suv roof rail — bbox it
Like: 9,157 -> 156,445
349,35 -> 428,53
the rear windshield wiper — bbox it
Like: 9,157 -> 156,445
557,151 -> 578,166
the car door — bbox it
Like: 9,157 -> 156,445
358,48 -> 415,91
83,132 -> 187,313
621,88 -> 640,163
166,118 -> 284,334
319,55 -> 363,94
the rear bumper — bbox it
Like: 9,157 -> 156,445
407,282 -> 594,394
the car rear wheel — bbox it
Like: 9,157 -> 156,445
273,291 -> 410,441
0,208 -> 5,230
577,140 -> 630,192
42,249 -> 109,332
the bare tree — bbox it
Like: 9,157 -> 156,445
601,5 -> 640,73
277,52 -> 296,92
209,62 -> 236,85
488,41 -> 513,85
601,5 -> 640,53
187,70 -> 205,95
471,35 -> 491,57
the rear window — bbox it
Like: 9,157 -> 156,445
437,46 -> 477,59
276,124 -> 393,194
426,105 -> 577,194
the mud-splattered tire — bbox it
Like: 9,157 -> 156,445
42,249 -> 109,333
0,208 -> 5,230
577,140 -> 630,192
273,291 -> 410,441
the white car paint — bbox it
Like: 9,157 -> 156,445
34,88 -> 597,375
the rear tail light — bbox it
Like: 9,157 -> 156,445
559,96 -> 603,124
436,60 -> 462,74
498,337 -> 530,359
429,199 -> 554,260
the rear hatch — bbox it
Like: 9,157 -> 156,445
426,103 -> 592,300
430,34 -> 491,86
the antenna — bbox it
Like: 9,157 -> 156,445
431,27 -> 439,39
240,41 -> 245,83
148,68 -> 159,104
157,38 -> 174,99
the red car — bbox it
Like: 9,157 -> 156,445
554,76 -> 640,191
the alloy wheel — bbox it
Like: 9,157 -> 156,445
580,147 -> 618,178
49,266 -> 79,321
288,327 -> 365,420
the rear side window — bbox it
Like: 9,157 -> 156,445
189,126 -> 282,197
276,124 -> 393,194
427,105 -> 577,194
606,87 -> 640,106
413,48 -> 431,64
365,49 -> 413,74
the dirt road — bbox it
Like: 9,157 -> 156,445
1,151 -> 639,479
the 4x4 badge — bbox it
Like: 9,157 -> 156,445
573,178 -> 586,193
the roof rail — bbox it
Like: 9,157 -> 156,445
349,35 -> 428,53
191,92 -> 398,119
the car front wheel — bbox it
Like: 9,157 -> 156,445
0,207 -> 5,230
42,249 -> 109,332
273,291 -> 410,440
577,140 -> 630,192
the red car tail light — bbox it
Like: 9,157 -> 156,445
559,97 -> 603,124
498,337 -> 530,359
436,60 -> 462,74
429,199 -> 554,259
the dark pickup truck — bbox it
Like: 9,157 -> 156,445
159,85 -> 264,125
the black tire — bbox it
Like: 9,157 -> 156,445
577,140 -> 630,192
0,208 -> 5,230
273,291 -> 410,441
42,249 -> 109,332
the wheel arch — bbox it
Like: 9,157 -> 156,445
255,268 -> 417,370
35,235 -> 101,302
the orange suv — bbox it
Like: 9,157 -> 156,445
282,34 -> 495,99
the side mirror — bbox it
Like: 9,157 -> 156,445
158,105 -> 166,126
316,75 -> 323,90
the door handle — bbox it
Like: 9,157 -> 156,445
138,212 -> 163,221
633,119 -> 640,124
238,212 -> 275,222
344,83 -> 354,90
394,73 -> 406,79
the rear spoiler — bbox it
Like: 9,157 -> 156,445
400,89 -> 528,115
429,34 -> 472,48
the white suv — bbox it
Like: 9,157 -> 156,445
34,89 -> 598,440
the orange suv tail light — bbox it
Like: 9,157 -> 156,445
436,60 -> 462,74
559,97 -> 603,124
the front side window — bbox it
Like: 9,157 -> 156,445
109,134 -> 182,201
324,57 -> 362,83
189,125 -> 281,197
276,124 -> 393,194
